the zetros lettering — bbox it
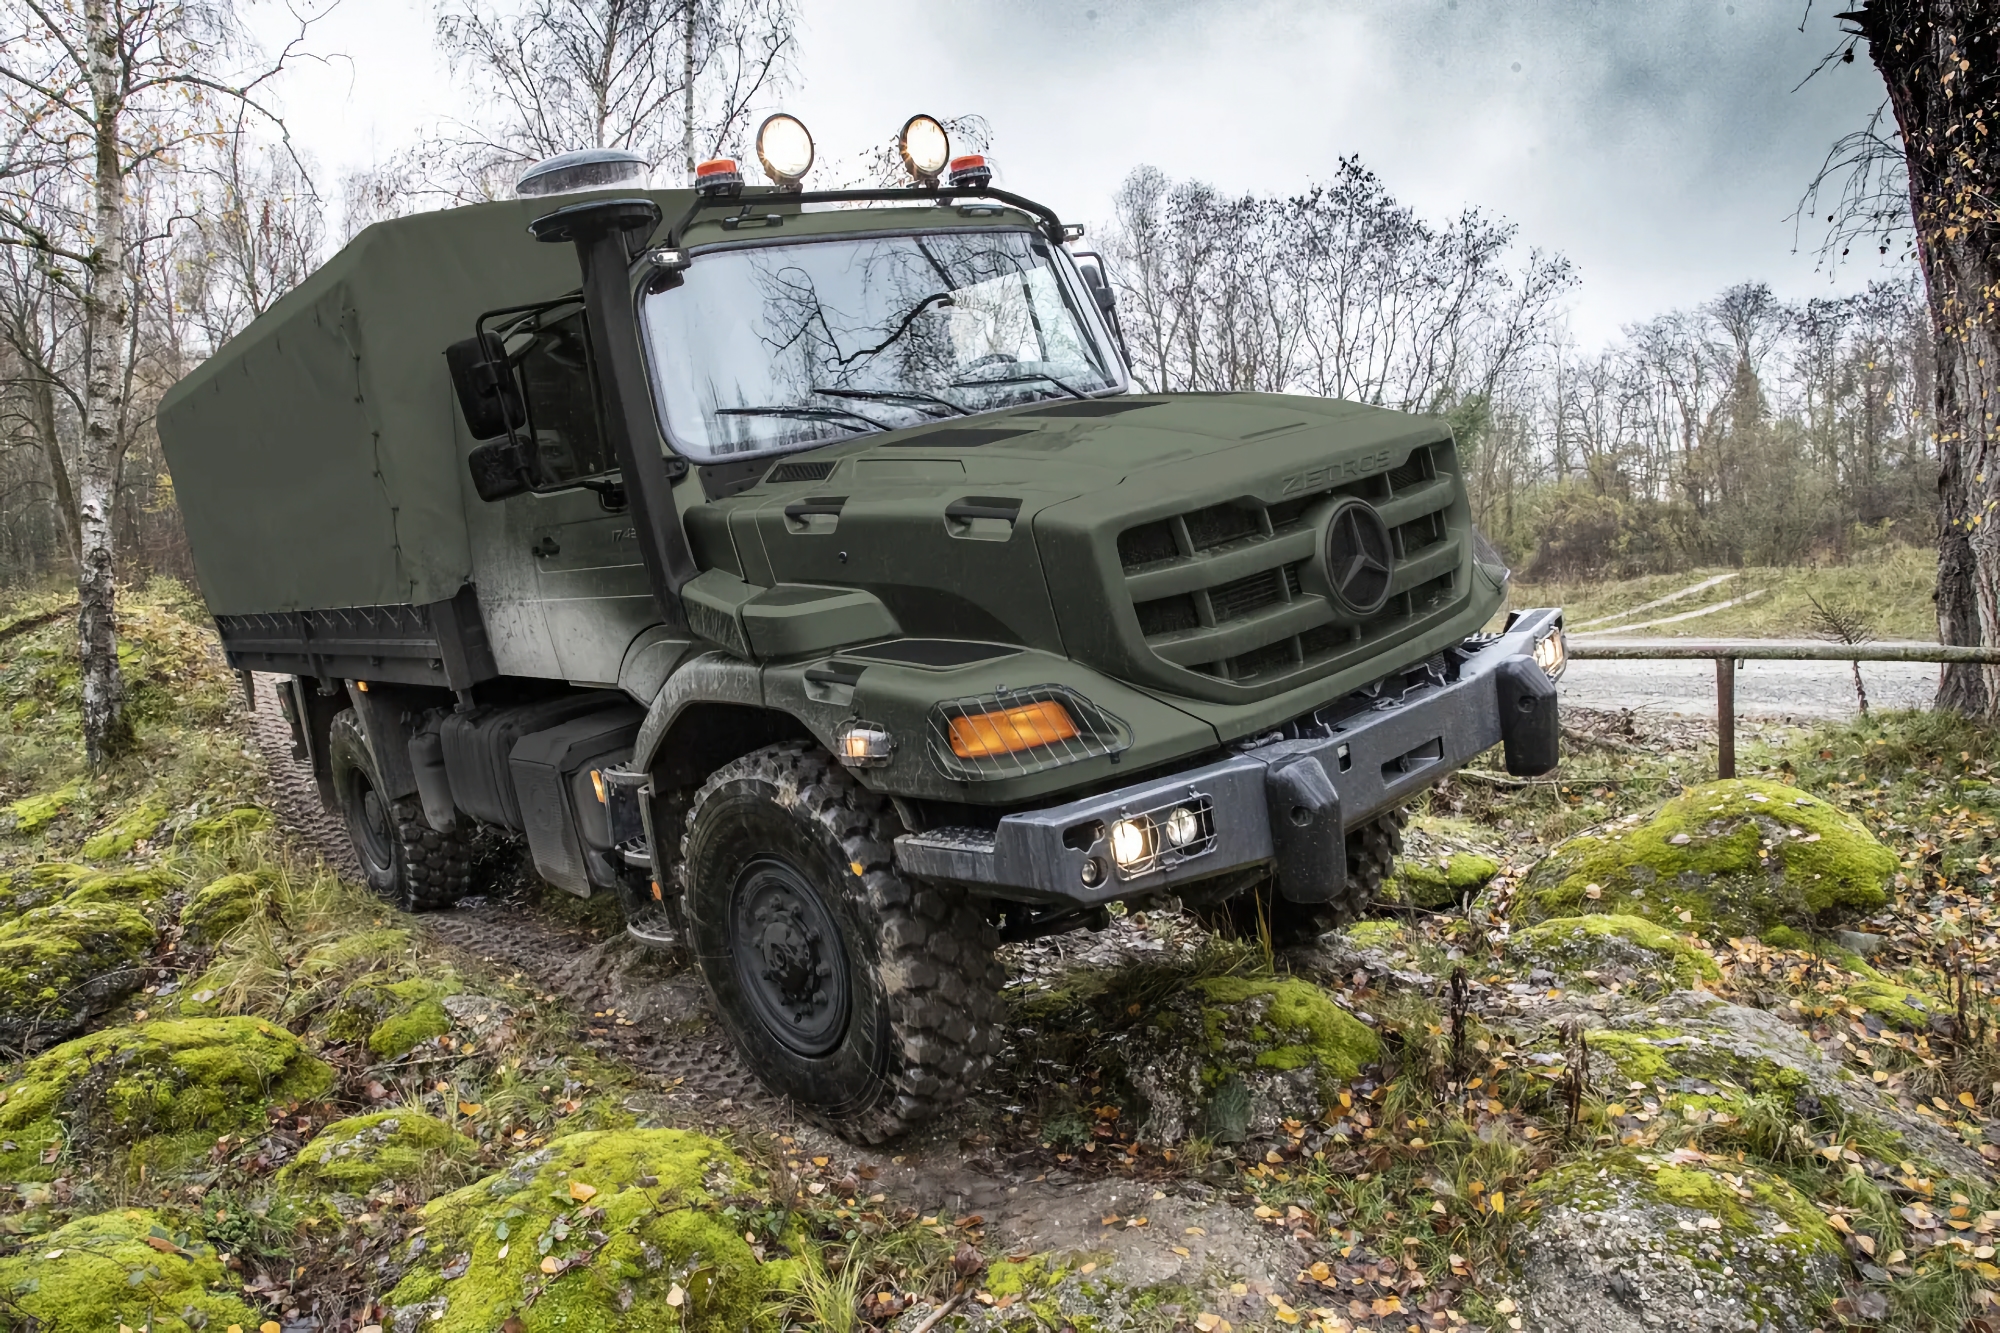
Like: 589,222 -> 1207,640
1279,450 -> 1395,495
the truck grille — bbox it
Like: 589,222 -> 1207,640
1117,442 -> 1464,687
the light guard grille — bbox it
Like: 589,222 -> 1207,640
926,684 -> 1131,782
1111,794 -> 1217,880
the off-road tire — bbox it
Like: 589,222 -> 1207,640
1197,806 -> 1409,946
680,742 -> 1006,1144
328,709 -> 473,912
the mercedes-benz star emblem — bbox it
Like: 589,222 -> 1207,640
1324,499 -> 1395,615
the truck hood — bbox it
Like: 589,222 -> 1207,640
700,392 -> 1489,705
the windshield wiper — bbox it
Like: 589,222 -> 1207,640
812,386 -> 971,417
948,371 -> 1090,401
714,405 -> 890,433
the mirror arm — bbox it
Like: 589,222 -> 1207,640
531,198 -> 698,633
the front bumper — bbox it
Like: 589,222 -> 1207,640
893,608 -> 1562,906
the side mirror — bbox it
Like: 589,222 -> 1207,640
1072,251 -> 1118,316
467,437 -> 532,502
445,332 -> 525,440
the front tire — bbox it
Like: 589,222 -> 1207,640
680,743 -> 1005,1143
328,709 -> 473,912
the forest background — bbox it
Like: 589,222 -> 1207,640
0,0 -> 1936,603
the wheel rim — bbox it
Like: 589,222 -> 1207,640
349,773 -> 394,874
729,856 -> 850,1057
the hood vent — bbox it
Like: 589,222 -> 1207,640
765,458 -> 837,484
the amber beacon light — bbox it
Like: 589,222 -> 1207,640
947,699 -> 1080,759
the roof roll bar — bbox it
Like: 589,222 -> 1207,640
660,185 -> 1076,250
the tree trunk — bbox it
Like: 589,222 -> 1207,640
682,0 -> 697,180
79,0 -> 129,765
1850,1 -> 2000,715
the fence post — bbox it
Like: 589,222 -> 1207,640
1715,656 -> 1736,780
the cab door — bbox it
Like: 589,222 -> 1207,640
508,305 -> 658,684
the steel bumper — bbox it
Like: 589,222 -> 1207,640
893,608 -> 1562,905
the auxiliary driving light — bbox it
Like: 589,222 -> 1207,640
756,113 -> 815,188
898,114 -> 951,185
1109,817 -> 1149,869
1534,628 -> 1568,682
693,157 -> 743,197
835,721 -> 895,767
1160,805 -> 1199,848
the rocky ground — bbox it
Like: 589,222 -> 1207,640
4,583 -> 2000,1332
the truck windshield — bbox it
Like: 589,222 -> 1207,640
640,228 -> 1124,462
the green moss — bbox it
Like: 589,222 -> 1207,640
984,1252 -> 1067,1299
0,1016 -> 333,1180
1512,913 -> 1720,990
179,805 -> 271,844
2,781 -> 82,836
1339,919 -> 1406,950
1762,924 -> 1811,950
179,872 -> 262,949
278,1111 -> 479,1214
1530,1149 -> 1840,1259
1386,851 -> 1503,909
1195,977 -> 1380,1079
0,861 -> 92,917
0,1209 -> 261,1329
1513,778 -> 1897,934
62,864 -> 178,915
0,899 -> 156,1051
385,1129 -> 794,1332
321,973 -> 462,1058
79,798 -> 168,860
301,927 -> 413,974
1843,980 -> 1945,1033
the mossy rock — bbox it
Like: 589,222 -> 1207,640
0,860 -> 95,916
0,1208 -> 260,1330
1337,919 -> 1406,951
1510,914 -> 1719,992
1841,980 -> 1947,1033
0,899 -> 157,1052
1513,779 -> 1896,935
321,973 -> 463,1059
1120,976 -> 1380,1144
178,872 -> 263,950
1516,1149 -> 1841,1332
178,805 -> 272,844
385,1129 -> 794,1332
79,798 -> 169,860
1,781 -> 82,836
62,864 -> 178,917
0,1016 -> 333,1180
278,1111 -> 480,1217
1385,851 -> 1502,909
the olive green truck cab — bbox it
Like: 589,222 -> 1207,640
158,147 -> 1564,1142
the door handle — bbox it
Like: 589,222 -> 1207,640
532,536 -> 561,557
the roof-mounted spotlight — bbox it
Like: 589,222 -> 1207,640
948,154 -> 992,191
515,147 -> 651,198
693,157 -> 743,197
898,114 -> 951,187
756,113 -> 815,190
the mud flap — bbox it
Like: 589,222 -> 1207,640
1263,754 -> 1345,903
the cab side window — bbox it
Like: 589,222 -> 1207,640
517,308 -> 614,486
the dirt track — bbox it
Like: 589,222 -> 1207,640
244,674 -> 1313,1310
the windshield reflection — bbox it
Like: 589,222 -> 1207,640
641,228 -> 1123,462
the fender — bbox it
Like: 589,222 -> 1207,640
631,651 -> 767,775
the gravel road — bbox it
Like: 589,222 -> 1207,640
1559,656 -> 1937,720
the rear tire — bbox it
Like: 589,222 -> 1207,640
1197,807 -> 1409,946
328,709 -> 473,912
680,743 -> 1005,1144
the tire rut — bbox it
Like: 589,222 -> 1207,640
244,673 -> 773,1111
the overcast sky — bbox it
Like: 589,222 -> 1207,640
253,0 -> 1904,348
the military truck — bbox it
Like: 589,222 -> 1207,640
158,122 -> 1565,1142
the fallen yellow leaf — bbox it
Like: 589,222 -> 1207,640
569,1181 -> 598,1202
666,1283 -> 686,1307
541,1255 -> 561,1273
458,1101 -> 482,1116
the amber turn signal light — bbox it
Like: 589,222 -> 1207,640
947,700 -> 1080,758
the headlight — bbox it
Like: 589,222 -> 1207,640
927,685 -> 1132,780
1109,817 -> 1149,868
946,700 -> 1079,759
755,113 -> 814,188
1160,806 -> 1199,847
898,113 -> 951,184
1534,629 -> 1567,681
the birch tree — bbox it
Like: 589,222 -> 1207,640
0,0 -> 298,763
